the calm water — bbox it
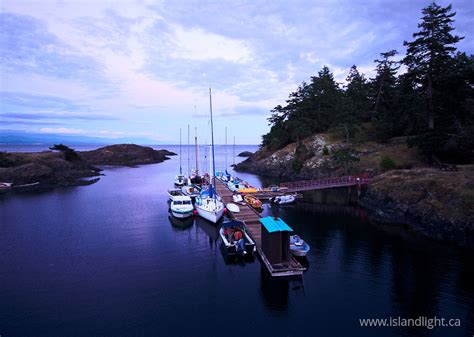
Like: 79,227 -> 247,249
1,145 -> 473,337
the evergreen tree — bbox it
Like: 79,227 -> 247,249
403,2 -> 463,130
371,50 -> 400,141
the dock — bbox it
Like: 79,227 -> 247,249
215,179 -> 305,277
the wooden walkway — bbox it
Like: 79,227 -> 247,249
279,175 -> 371,193
215,179 -> 305,277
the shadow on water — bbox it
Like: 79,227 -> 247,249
168,213 -> 195,231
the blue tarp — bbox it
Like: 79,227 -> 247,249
259,217 -> 294,233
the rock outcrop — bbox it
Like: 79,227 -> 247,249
361,167 -> 474,248
80,144 -> 176,166
0,144 -> 176,193
237,151 -> 254,157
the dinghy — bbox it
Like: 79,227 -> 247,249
290,235 -> 311,257
226,203 -> 240,213
270,194 -> 297,205
232,194 -> 244,203
244,194 -> 263,210
219,220 -> 256,256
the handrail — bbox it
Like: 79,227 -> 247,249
279,175 -> 371,191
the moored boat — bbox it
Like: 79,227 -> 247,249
270,194 -> 297,205
219,220 -> 256,256
170,195 -> 194,219
290,235 -> 311,257
226,203 -> 240,213
182,184 -> 200,199
168,188 -> 183,201
244,194 -> 263,210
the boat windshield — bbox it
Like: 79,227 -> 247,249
174,201 -> 183,205
183,200 -> 192,205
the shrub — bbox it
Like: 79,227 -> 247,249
49,144 -> 79,161
322,146 -> 329,155
379,155 -> 396,171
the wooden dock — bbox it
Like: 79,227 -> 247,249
215,179 -> 305,277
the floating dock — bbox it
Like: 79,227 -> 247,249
215,179 -> 305,277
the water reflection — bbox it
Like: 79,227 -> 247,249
168,213 -> 194,231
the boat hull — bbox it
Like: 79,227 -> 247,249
219,227 -> 256,256
290,243 -> 310,257
195,205 -> 224,223
171,210 -> 194,219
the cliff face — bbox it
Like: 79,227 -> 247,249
235,134 -> 423,180
361,167 -> 474,248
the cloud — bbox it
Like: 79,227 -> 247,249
0,112 -> 118,121
169,25 -> 253,63
1,0 -> 473,144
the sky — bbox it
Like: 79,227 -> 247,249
1,0 -> 473,144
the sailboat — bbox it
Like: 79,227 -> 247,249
195,87 -> 225,224
174,128 -> 186,186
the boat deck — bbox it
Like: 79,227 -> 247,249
215,178 -> 305,277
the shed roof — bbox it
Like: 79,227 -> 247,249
259,216 -> 293,233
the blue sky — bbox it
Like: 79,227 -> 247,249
1,0 -> 473,144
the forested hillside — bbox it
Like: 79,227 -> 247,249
262,2 -> 473,164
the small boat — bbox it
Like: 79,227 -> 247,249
219,220 -> 256,256
226,203 -> 240,213
244,194 -> 263,210
262,185 -> 289,192
270,194 -> 297,205
232,194 -> 244,203
170,195 -> 194,219
238,187 -> 258,193
290,235 -> 311,257
182,185 -> 200,199
174,174 -> 186,186
168,188 -> 183,201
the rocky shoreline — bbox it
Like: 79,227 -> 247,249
361,168 -> 474,249
0,144 -> 176,194
236,135 -> 473,248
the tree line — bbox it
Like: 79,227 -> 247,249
262,2 -> 473,164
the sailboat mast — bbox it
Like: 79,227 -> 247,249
209,87 -> 216,193
187,124 -> 190,177
179,128 -> 182,175
225,126 -> 227,170
195,127 -> 199,175
233,135 -> 235,166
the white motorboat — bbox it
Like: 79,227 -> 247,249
226,203 -> 240,213
270,194 -> 297,205
168,188 -> 183,201
170,195 -> 194,219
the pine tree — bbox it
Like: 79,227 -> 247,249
403,2 -> 463,130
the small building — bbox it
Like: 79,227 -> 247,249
260,216 -> 293,265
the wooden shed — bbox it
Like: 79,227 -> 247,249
260,216 -> 294,265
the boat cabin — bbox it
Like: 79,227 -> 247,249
260,216 -> 293,265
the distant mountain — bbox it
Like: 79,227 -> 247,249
0,131 -> 160,145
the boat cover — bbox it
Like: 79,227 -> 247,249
222,220 -> 245,229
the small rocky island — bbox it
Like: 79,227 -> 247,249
0,144 -> 176,192
237,151 -> 254,157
